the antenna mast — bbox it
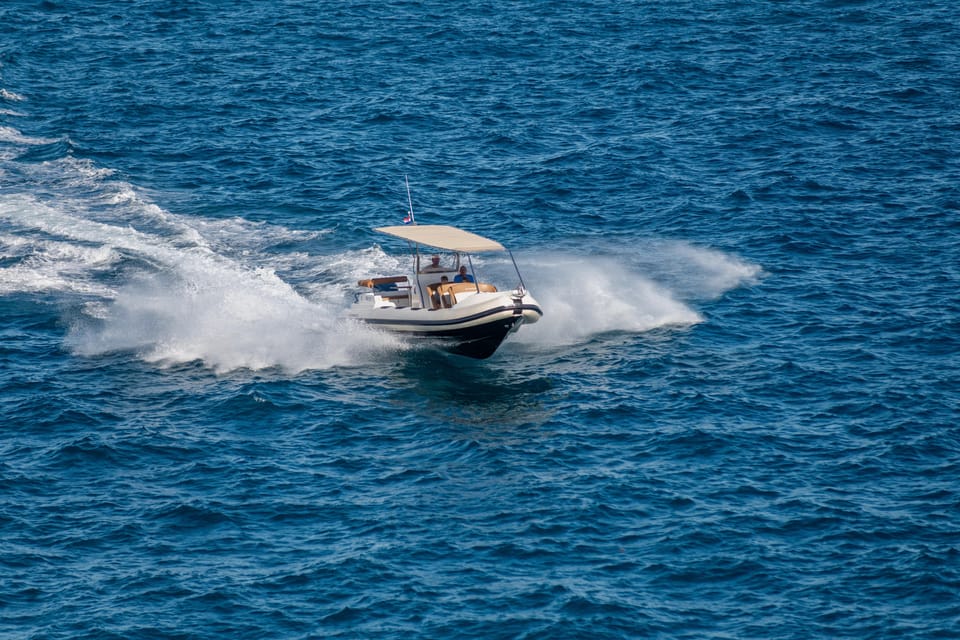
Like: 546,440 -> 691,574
404,175 -> 416,225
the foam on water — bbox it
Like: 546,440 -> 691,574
510,254 -> 703,347
0,121 -> 408,372
0,124 -> 55,162
0,193 -> 402,373
67,258 -> 400,374
0,125 -> 57,146
0,188 -> 758,370
478,244 -> 759,348
0,88 -> 26,102
0,231 -> 118,296
0,119 -> 759,371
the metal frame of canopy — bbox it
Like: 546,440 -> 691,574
374,224 -> 526,305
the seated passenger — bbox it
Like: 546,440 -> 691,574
421,255 -> 445,273
453,266 -> 475,283
431,275 -> 450,308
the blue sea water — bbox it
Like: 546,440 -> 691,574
2,0 -> 959,637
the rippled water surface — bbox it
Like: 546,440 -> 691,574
2,1 -> 959,638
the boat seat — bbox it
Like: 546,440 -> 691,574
434,282 -> 497,306
438,282 -> 497,294
357,275 -> 409,289
427,283 -> 453,309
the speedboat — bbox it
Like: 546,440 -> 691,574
348,224 -> 542,359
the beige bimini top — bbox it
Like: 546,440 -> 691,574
374,225 -> 505,253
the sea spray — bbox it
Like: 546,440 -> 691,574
481,245 -> 760,348
507,254 -> 703,347
4,4 -> 957,636
632,240 -> 764,301
0,194 -> 405,372
2,190 -> 761,368
66,262 -> 399,373
1,190 -> 761,370
0,115 -> 764,369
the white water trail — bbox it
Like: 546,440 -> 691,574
1,186 -> 762,367
68,259 -> 393,374
0,111 -> 761,367
0,194 -> 402,373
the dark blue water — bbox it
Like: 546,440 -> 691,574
2,1 -> 959,638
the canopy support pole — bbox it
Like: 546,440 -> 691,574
508,249 -> 526,295
466,254 -> 479,293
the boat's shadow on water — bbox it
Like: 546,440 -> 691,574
381,345 -> 557,429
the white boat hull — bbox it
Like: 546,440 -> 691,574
349,290 -> 542,359
350,222 -> 543,359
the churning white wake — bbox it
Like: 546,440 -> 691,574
0,112 -> 761,369
68,262 -> 390,373
0,93 -> 405,373
1,190 -> 761,369
0,193 -> 403,373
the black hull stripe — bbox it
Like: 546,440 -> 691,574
358,304 -> 542,329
